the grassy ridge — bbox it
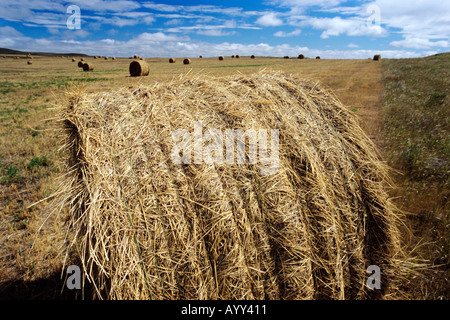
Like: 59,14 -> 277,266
382,53 -> 449,299
383,54 -> 449,179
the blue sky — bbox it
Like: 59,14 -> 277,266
0,0 -> 449,58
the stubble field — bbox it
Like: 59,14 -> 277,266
0,54 -> 447,299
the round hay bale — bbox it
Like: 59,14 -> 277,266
82,63 -> 94,71
218,56 -> 224,60
80,58 -> 85,61
251,55 -> 255,59
235,55 -> 240,59
373,54 -> 381,61
112,57 -> 116,60
232,55 -> 235,58
27,61 -> 32,65
104,57 -> 108,60
298,54 -> 305,59
316,56 -> 321,59
283,56 -> 289,59
199,56 -> 203,58
183,58 -> 191,65
169,58 -> 176,63
60,70 -> 406,300
72,58 -> 76,62
94,56 -> 97,59
77,61 -> 84,68
129,60 -> 150,77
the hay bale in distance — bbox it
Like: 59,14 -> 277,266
60,70 -> 405,300
169,58 -> 176,63
283,56 -> 290,59
235,55 -> 240,59
80,58 -> 85,62
373,54 -> 381,61
129,60 -> 150,77
82,63 -> 94,71
251,55 -> 255,59
316,56 -> 321,59
231,55 -> 235,58
183,58 -> 191,65
72,58 -> 76,62
77,61 -> 84,68
218,56 -> 224,60
199,56 -> 203,58
27,61 -> 32,65
298,54 -> 305,59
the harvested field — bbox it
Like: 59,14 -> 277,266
59,70 -> 406,300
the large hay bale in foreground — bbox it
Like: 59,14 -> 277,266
129,60 -> 150,77
60,70 -> 404,300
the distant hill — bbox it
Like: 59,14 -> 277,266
0,47 -> 88,57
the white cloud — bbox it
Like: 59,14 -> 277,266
197,29 -> 237,37
369,0 -> 450,49
300,16 -> 387,38
256,12 -> 284,27
347,43 -> 359,48
274,29 -> 302,37
0,26 -> 23,37
390,37 -> 449,50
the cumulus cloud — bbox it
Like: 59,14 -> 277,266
369,0 -> 450,49
301,16 -> 387,38
256,13 -> 283,27
390,37 -> 449,50
0,26 -> 24,37
274,29 -> 302,37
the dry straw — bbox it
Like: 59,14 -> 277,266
129,60 -> 150,77
58,70 -> 407,300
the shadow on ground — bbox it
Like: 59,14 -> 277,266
0,271 -> 93,300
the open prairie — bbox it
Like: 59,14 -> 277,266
0,54 -> 447,299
